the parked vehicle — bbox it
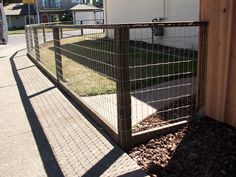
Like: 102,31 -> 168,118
0,2 -> 8,44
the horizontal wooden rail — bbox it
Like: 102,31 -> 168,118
25,21 -> 208,30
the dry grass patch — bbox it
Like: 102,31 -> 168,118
39,33 -> 196,96
39,35 -> 116,96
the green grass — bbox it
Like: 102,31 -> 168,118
8,29 -> 25,35
39,34 -> 197,96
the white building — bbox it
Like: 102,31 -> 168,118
104,0 -> 200,49
37,0 -> 94,23
70,4 -> 103,24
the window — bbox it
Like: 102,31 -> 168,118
43,0 -> 61,8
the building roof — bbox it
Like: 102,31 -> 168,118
4,3 -> 36,16
70,4 -> 101,11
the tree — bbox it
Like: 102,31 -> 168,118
83,0 -> 92,4
93,0 -> 103,8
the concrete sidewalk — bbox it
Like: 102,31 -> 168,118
82,77 -> 195,129
0,49 -> 147,177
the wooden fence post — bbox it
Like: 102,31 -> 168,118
29,27 -> 34,51
60,27 -> 63,39
196,23 -> 208,111
43,25 -> 46,43
33,27 -> 40,61
102,19 -> 105,33
25,27 -> 30,54
53,27 -> 63,81
115,27 -> 132,151
80,21 -> 84,35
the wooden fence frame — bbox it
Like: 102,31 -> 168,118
25,21 -> 208,150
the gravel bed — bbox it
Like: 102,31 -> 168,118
129,117 -> 236,177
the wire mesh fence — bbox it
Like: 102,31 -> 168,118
25,21 -> 208,149
26,28 -> 35,58
55,28 -> 118,131
129,26 -> 199,133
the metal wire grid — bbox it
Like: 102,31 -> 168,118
26,22 -> 207,137
129,26 -> 199,131
38,28 -> 56,75
26,26 -> 117,131
27,28 -> 35,58
51,28 -> 119,132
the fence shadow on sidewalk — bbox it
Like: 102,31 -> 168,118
10,49 -> 147,177
10,50 -> 65,177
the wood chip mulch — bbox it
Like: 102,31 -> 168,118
129,117 -> 236,177
132,97 -> 194,133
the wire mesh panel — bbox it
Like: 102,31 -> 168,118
53,27 -> 118,132
37,27 -> 105,77
27,27 -> 35,58
38,28 -> 56,76
35,27 -> 56,68
130,25 -> 201,133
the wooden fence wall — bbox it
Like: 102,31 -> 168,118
201,0 -> 236,127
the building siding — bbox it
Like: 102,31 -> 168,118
8,16 -> 26,28
105,0 -> 199,23
105,0 -> 200,49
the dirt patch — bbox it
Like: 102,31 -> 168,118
129,117 -> 236,177
133,97 -> 194,133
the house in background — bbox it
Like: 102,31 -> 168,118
3,0 -> 100,28
104,0 -> 199,49
4,3 -> 36,29
36,0 -> 94,23
70,4 -> 103,24
36,0 -> 75,23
